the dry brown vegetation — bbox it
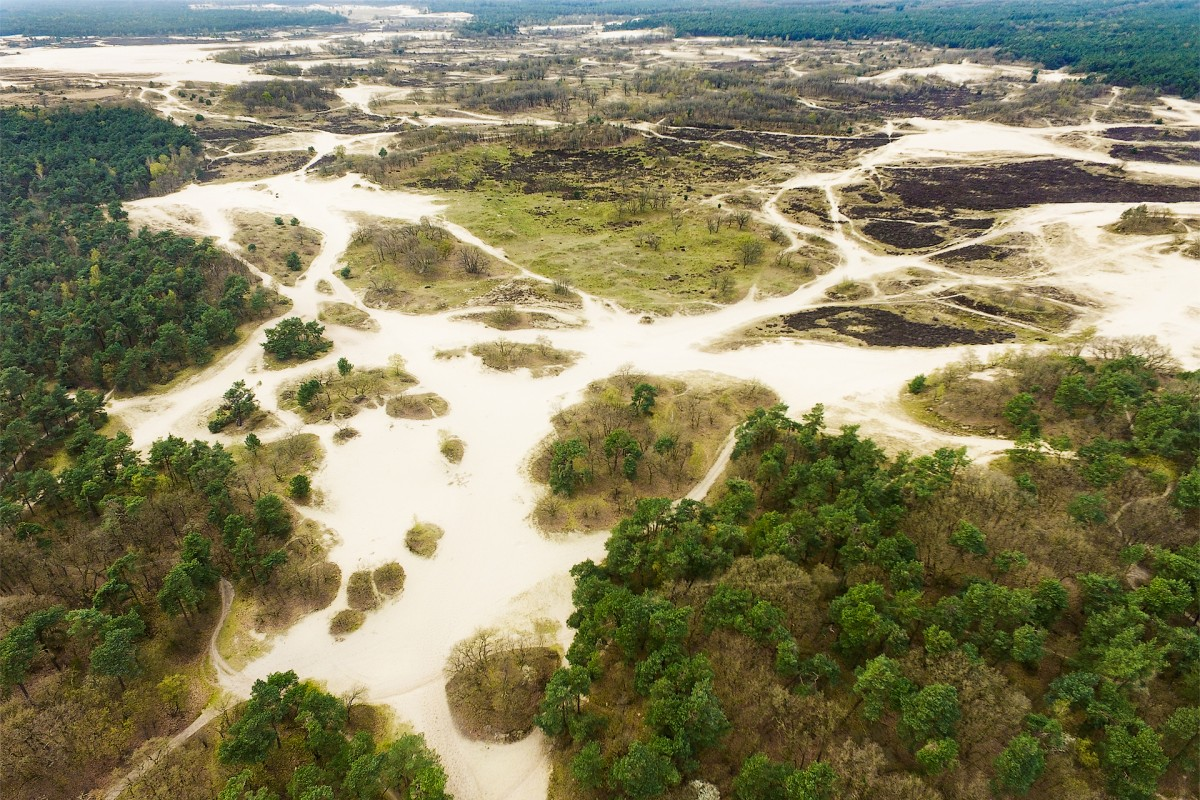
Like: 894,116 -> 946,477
340,218 -> 517,313
384,392 -> 449,420
277,359 -> 417,424
438,432 -> 465,464
469,337 -> 579,376
318,301 -> 379,331
329,608 -> 365,638
330,563 -> 405,636
444,630 -> 559,742
235,432 -> 324,499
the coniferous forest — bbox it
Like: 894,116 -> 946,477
427,0 -> 1200,97
0,106 -> 280,393
537,355 -> 1199,798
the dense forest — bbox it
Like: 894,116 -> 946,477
0,0 -> 346,37
616,0 -> 1200,97
0,105 -> 281,393
535,339 -> 1198,799
421,0 -> 1200,97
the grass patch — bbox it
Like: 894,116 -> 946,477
531,370 -> 777,532
231,211 -> 322,286
318,301 -> 379,331
233,432 -> 324,497
444,630 -> 560,742
346,570 -> 379,611
936,285 -> 1078,332
385,391 -> 449,420
457,306 -> 577,331
340,217 -> 518,313
332,427 -> 360,444
278,359 -> 417,424
433,186 -> 813,314
339,136 -> 831,313
405,521 -> 445,558
330,609 -> 365,637
469,337 -> 579,376
439,432 -> 465,464
372,562 -> 406,595
825,279 -> 872,301
468,277 -> 584,309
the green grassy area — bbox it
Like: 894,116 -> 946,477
340,217 -> 518,313
231,212 -> 322,287
337,134 -> 825,314
438,187 -> 814,314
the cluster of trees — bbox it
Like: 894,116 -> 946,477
458,78 -> 574,114
611,65 -> 859,135
0,0 -> 346,37
262,317 -> 332,362
536,374 -> 774,531
353,220 -> 461,278
536,385 -> 1197,798
1,106 -> 279,392
217,671 -> 450,800
433,0 -> 1196,96
227,80 -> 336,113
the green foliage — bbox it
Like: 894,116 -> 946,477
209,380 -> 259,432
609,737 -> 680,800
615,0 -> 1200,96
631,382 -> 659,416
993,733 -> 1045,795
0,1 -> 345,36
288,474 -> 311,500
0,107 -> 266,393
949,520 -> 988,557
1101,722 -> 1168,800
262,317 -> 331,362
296,379 -> 323,411
917,737 -> 959,774
549,438 -> 589,497
899,683 -> 960,746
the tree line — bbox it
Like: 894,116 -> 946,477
0,0 -> 346,38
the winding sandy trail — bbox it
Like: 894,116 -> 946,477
101,579 -> 236,800
12,34 -> 1198,800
